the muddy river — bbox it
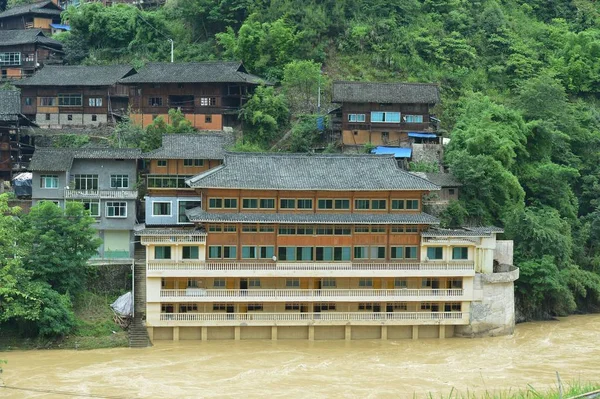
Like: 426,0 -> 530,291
1,315 -> 599,398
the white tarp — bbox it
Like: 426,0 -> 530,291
110,292 -> 133,316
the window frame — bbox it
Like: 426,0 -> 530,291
354,199 -> 370,210
152,201 -> 172,217
40,174 -> 58,189
110,174 -> 129,189
58,93 -> 82,107
427,247 -> 444,260
182,246 -> 199,259
279,198 -> 296,209
148,97 -> 163,107
105,201 -> 127,218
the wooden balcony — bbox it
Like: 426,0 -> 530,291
140,235 -> 207,245
64,189 -> 138,200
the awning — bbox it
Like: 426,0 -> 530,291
371,146 -> 412,158
408,132 -> 437,139
50,24 -> 71,31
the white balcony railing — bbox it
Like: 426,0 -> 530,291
159,312 -> 466,322
159,288 -> 464,300
148,261 -> 475,272
141,235 -> 207,244
64,189 -> 138,200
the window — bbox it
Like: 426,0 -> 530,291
370,246 -> 386,259
223,224 -> 237,232
445,302 -> 462,312
259,198 -> 275,209
209,198 -> 237,209
58,94 -> 82,106
25,97 -> 32,106
452,247 -> 469,260
242,246 -> 257,259
334,226 -> 351,235
224,198 -> 237,208
297,199 -> 313,209
213,303 -> 227,311
0,52 -> 20,65
40,175 -> 58,189
354,246 -> 368,259
322,278 -> 336,288
354,226 -> 369,233
259,225 -> 275,233
391,199 -> 405,210
241,225 -> 257,232
286,279 -> 300,287
391,225 -> 404,233
208,246 -> 221,259
405,225 -> 418,233
358,303 -> 374,310
213,279 -> 225,288
371,111 -> 401,123
45,113 -> 51,121
178,200 -> 201,223
405,246 -> 418,259
242,198 -> 258,209
359,278 -> 373,287
279,225 -> 296,235
67,114 -> 73,121
155,246 -> 171,259
355,199 -> 370,210
79,199 -> 100,217
147,175 -> 191,189
91,115 -> 97,122
390,246 -> 403,259
24,53 -> 34,62
110,174 -> 129,188
249,278 -> 261,287
370,225 -> 386,233
404,114 -> 423,123
149,97 -> 163,106
183,159 -> 204,167
88,98 -> 103,107
40,97 -> 55,106
315,226 -> 333,235
335,199 -> 350,210
182,246 -> 199,259
406,200 -> 419,210
427,247 -> 444,260
153,202 -> 171,216
296,226 -> 314,235
74,174 -> 98,190
280,199 -> 296,209
285,303 -> 300,310
348,113 -> 366,122
208,224 -> 222,232
296,247 -> 313,261
391,302 -> 408,311
318,199 -> 332,209
421,303 -> 432,311
382,131 -> 389,141
394,279 -> 407,288
259,246 -> 274,259
200,97 -> 216,106
157,160 -> 167,167
247,303 -> 263,311
209,198 -> 222,209
223,246 -> 236,259
317,303 -> 336,311
186,279 -> 199,289
106,201 -> 127,217
278,246 -> 295,261
447,279 -> 463,289
205,115 -> 212,123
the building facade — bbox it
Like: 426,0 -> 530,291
0,29 -> 63,80
142,133 -> 232,226
0,1 -> 63,32
120,61 -> 264,130
16,65 -> 135,128
137,153 -> 518,341
332,81 -> 440,148
29,147 -> 141,259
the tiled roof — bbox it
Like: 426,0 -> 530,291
143,133 -> 233,160
185,208 -> 439,225
15,65 -> 135,87
29,147 -> 141,171
421,226 -> 504,237
0,29 -> 62,49
186,153 -> 440,191
411,172 -> 462,187
0,90 -> 21,121
119,61 -> 265,84
332,81 -> 440,104
134,227 -> 207,236
464,226 -> 504,234
0,1 -> 62,19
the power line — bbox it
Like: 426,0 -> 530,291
0,385 -> 131,398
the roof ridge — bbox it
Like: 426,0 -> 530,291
333,80 -> 439,87
225,152 -> 396,158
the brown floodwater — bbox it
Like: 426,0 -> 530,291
1,315 -> 599,398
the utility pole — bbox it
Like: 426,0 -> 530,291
168,39 -> 174,63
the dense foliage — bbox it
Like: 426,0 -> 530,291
8,0 -> 600,319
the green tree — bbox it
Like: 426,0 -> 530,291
239,86 -> 289,146
142,108 -> 196,152
281,60 -> 323,114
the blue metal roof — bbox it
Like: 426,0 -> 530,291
50,24 -> 71,31
408,132 -> 437,139
371,146 -> 412,158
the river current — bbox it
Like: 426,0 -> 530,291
1,315 -> 599,398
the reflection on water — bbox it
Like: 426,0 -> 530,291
1,315 -> 599,398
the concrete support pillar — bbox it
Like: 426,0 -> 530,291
201,327 -> 207,341
439,325 -> 446,339
147,327 -> 154,343
412,325 -> 419,340
271,326 -> 278,341
345,325 -> 351,341
234,326 -> 241,340
308,325 -> 315,341
381,325 -> 388,340
173,327 -> 180,341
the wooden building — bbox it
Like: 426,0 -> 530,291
0,1 -> 63,33
0,90 -> 34,182
0,29 -> 63,80
16,65 -> 136,128
119,61 -> 265,130
332,81 -> 440,148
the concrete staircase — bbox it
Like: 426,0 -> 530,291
129,246 -> 151,348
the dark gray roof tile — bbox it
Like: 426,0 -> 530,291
333,81 -> 440,104
0,29 -> 62,48
187,153 -> 440,191
0,0 -> 62,19
15,65 -> 135,87
29,147 -> 141,171
0,90 -> 21,120
143,133 -> 233,160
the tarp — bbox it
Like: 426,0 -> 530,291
12,172 -> 32,197
110,292 -> 133,317
372,146 -> 412,158
408,132 -> 437,139
50,23 -> 71,31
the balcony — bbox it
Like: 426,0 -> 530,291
140,235 -> 207,245
64,189 -> 138,200
146,261 -> 475,278
154,311 -> 469,326
155,288 -> 465,303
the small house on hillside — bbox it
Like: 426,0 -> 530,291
332,81 -> 440,148
0,29 -> 63,80
16,65 -> 136,128
119,61 -> 265,130
0,1 -> 63,32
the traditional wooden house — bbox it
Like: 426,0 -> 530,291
0,90 -> 35,182
119,61 -> 265,130
0,1 -> 63,32
16,65 -> 136,128
332,81 -> 440,148
0,29 -> 63,80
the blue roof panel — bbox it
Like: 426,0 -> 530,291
408,132 -> 437,139
371,146 -> 412,158
50,24 -> 71,30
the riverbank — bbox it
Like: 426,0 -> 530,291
440,382 -> 600,399
0,292 -> 128,351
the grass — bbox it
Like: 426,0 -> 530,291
427,381 -> 600,399
0,292 -> 129,351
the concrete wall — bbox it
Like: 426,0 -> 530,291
494,240 -> 514,266
31,171 -> 68,200
35,113 -> 108,128
411,143 -> 443,165
144,196 -> 201,225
